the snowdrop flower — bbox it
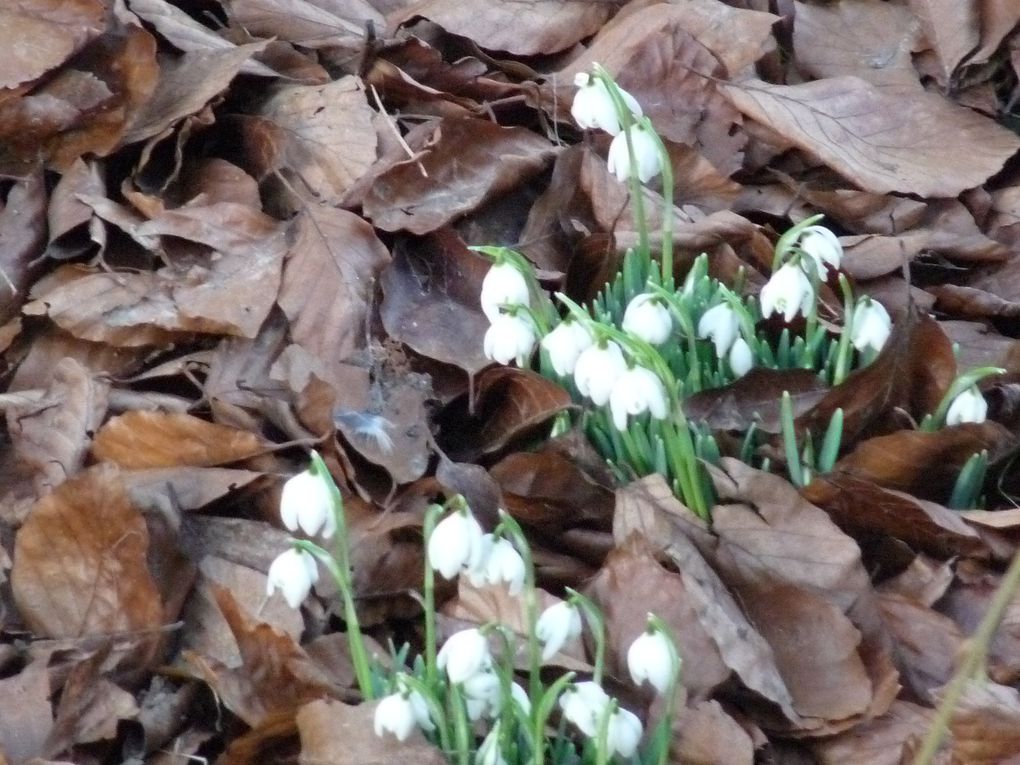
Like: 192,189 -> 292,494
466,535 -> 526,596
374,681 -> 434,741
760,262 -> 814,322
475,722 -> 508,765
850,297 -> 891,353
535,600 -> 582,661
622,293 -> 672,345
798,225 -> 842,276
463,668 -> 502,721
484,313 -> 537,366
481,262 -> 530,323
266,547 -> 319,609
946,386 -> 988,426
729,337 -> 753,378
279,468 -> 336,539
559,681 -> 610,737
697,302 -> 740,358
628,624 -> 677,695
606,706 -> 643,758
437,628 -> 493,684
541,319 -> 594,376
428,506 -> 486,580
574,340 -> 628,406
509,681 -> 531,715
609,365 -> 669,432
571,71 -> 642,135
607,122 -> 661,184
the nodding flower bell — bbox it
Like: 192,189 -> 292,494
850,297 -> 891,354
697,302 -> 740,358
437,628 -> 493,684
729,337 -> 753,378
484,313 -> 537,366
559,681 -> 610,738
574,340 -> 628,406
480,262 -> 530,323
541,319 -> 594,377
627,621 -> 678,695
266,547 -> 319,609
606,706 -> 643,758
609,365 -> 669,432
279,467 -> 336,539
428,504 -> 486,580
571,71 -> 642,136
622,293 -> 672,345
373,676 -> 434,741
535,600 -> 582,661
466,535 -> 526,596
798,225 -> 843,276
946,386 -> 988,426
760,262 -> 814,323
607,122 -> 662,184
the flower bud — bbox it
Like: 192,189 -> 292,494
622,293 -> 672,345
609,366 -> 669,431
541,320 -> 594,376
571,71 -> 642,136
266,547 -> 319,609
760,263 -> 814,322
607,122 -> 661,184
946,386 -> 987,426
484,314 -> 537,366
697,302 -> 740,358
729,337 -> 753,377
279,468 -> 335,539
574,340 -> 628,406
480,262 -> 530,322
850,297 -> 891,353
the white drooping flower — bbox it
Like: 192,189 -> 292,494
571,71 -> 642,136
760,262 -> 814,323
606,706 -> 643,758
484,314 -> 537,366
427,506 -> 486,580
729,336 -> 753,378
607,122 -> 662,184
279,468 -> 336,539
946,386 -> 988,426
475,721 -> 508,765
266,547 -> 319,609
466,535 -> 526,596
535,600 -> 582,661
374,680 -> 434,741
463,668 -> 502,721
697,302 -> 740,358
622,293 -> 672,345
574,340 -> 628,406
437,628 -> 493,684
608,365 -> 669,431
481,262 -> 530,323
850,297 -> 892,353
798,225 -> 842,276
627,625 -> 678,695
559,681 -> 610,738
541,320 -> 595,376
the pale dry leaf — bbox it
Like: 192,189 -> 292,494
226,0 -> 380,45
906,0 -> 980,81
948,681 -> 1020,764
811,700 -> 935,765
0,0 -> 105,89
722,76 -> 1020,196
0,659 -> 53,763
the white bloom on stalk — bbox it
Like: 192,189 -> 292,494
697,302 -> 740,358
535,600 -> 582,661
437,628 -> 493,684
609,365 -> 669,432
559,681 -> 610,738
374,681 -> 434,741
475,722 -> 508,765
622,293 -> 672,345
571,71 -> 642,136
606,706 -> 643,758
760,262 -> 814,323
574,340 -> 628,406
607,122 -> 662,184
481,262 -> 530,322
946,386 -> 988,426
484,314 -> 537,366
850,297 -> 891,354
729,337 -> 753,378
627,625 -> 677,695
463,668 -> 502,721
266,547 -> 319,609
798,225 -> 843,276
541,320 -> 594,376
428,506 -> 486,580
467,535 -> 526,596
279,468 -> 336,539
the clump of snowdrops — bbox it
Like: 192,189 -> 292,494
267,452 -> 682,765
478,64 -> 1000,515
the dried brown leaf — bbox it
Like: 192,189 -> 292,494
673,700 -> 756,765
474,367 -> 572,455
92,411 -> 266,468
0,169 -> 47,322
0,659 -> 52,762
722,77 -> 1020,196
11,464 -> 164,640
47,647 -> 139,751
44,158 -> 106,261
0,0 -> 104,89
948,681 -> 1020,764
907,0 -> 980,80
226,0 -> 381,47
811,700 -> 935,764
878,592 -> 962,704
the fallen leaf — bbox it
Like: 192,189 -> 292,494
0,659 -> 53,762
0,169 -> 48,322
948,681 -> 1020,764
673,700 -> 756,765
906,0 -> 979,81
0,0 -> 105,90
811,700 -> 935,764
878,592 -> 962,704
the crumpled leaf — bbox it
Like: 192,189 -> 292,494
0,0 -> 105,90
947,681 -> 1020,764
811,700 -> 935,764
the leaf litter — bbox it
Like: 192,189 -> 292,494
1,0 -> 1020,762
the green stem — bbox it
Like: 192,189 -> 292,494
449,683 -> 473,765
568,589 -> 607,685
831,274 -> 856,385
423,503 -> 443,689
399,673 -> 453,754
595,699 -> 616,765
497,512 -> 543,710
780,392 -> 805,488
647,126 -> 674,289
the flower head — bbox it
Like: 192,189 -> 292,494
463,668 -> 502,721
850,297 -> 891,354
466,535 -> 526,596
607,122 -> 661,184
697,302 -> 740,358
729,337 -> 753,377
760,262 -> 814,323
279,468 -> 336,539
606,706 -> 643,757
541,319 -> 594,376
437,628 -> 493,684
481,262 -> 530,322
535,600 -> 582,661
627,623 -> 678,695
574,340 -> 628,406
798,225 -> 842,276
609,365 -> 669,431
475,722 -> 508,765
374,680 -> 434,741
622,293 -> 672,345
266,547 -> 319,608
428,506 -> 486,580
946,386 -> 988,426
559,681 -> 610,737
571,71 -> 642,135
484,313 -> 537,366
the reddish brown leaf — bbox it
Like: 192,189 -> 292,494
811,700 -> 935,764
906,0 -> 979,81
11,464 -> 164,640
878,592 -> 962,704
673,700 -> 756,765
47,647 -> 139,751
92,411 -> 266,468
685,368 -> 825,433
43,158 -> 106,262
473,367 -> 572,455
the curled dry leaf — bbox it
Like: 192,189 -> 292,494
0,659 -> 53,762
947,681 -> 1020,764
810,700 -> 935,765
92,411 -> 266,469
0,0 -> 105,90
11,464 -> 163,643
0,169 -> 47,322
673,700 -> 756,765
